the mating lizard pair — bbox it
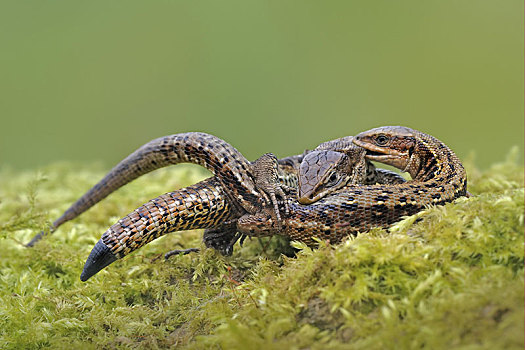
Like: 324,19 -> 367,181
26,126 -> 468,281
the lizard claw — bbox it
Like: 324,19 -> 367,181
203,222 -> 240,256
164,248 -> 200,259
253,153 -> 289,232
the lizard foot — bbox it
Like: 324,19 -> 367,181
202,221 -> 243,256
252,153 -> 290,231
165,248 -> 200,260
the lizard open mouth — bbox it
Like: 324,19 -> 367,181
352,138 -> 409,170
363,149 -> 386,157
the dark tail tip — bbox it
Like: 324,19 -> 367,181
80,239 -> 118,282
26,231 -> 47,247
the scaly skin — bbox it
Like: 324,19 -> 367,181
80,177 -> 234,281
298,148 -> 405,204
236,126 -> 467,245
200,154 -> 302,256
313,136 -> 406,187
80,126 -> 467,281
78,143 -> 386,280
298,150 -> 367,204
26,132 -> 291,247
80,157 -> 302,281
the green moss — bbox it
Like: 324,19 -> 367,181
0,152 -> 523,349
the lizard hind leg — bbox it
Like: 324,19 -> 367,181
165,220 -> 243,259
202,221 -> 246,256
237,208 -> 279,238
164,248 -> 200,260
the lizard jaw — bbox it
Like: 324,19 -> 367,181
298,191 -> 324,205
352,139 -> 410,171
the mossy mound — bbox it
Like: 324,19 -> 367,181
0,151 -> 523,349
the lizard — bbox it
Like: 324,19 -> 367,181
26,132 -> 297,247
297,141 -> 406,204
77,148 -> 356,280
235,126 -> 468,245
79,126 -> 457,281
198,153 -> 302,257
166,148 -> 404,257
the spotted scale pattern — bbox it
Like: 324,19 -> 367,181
236,126 -> 467,245
101,177 -> 234,258
99,159 -> 303,260
297,149 -> 406,204
80,126 -> 467,280
27,132 -> 272,246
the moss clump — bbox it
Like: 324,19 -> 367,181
0,151 -> 523,349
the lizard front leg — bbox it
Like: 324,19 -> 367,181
251,153 -> 293,230
166,153 -> 301,257
185,154 -> 301,256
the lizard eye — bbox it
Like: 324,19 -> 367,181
326,173 -> 339,187
375,134 -> 389,146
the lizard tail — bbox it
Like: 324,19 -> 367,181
80,177 -> 233,281
80,240 -> 117,281
27,132 -> 256,246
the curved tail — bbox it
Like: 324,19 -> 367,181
80,177 -> 233,281
27,132 -> 257,246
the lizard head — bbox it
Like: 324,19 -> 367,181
353,126 -> 421,177
297,150 -> 367,204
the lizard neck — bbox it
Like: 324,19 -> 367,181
409,131 -> 467,196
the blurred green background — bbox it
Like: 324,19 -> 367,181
1,0 -> 523,170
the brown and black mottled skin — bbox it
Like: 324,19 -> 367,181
100,155 -> 302,261
236,126 -> 468,245
27,132 -> 297,247
85,142 -> 403,275
100,177 -> 234,259
79,151 -> 302,280
313,136 -> 406,188
80,126 -> 467,281
297,148 -> 405,204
